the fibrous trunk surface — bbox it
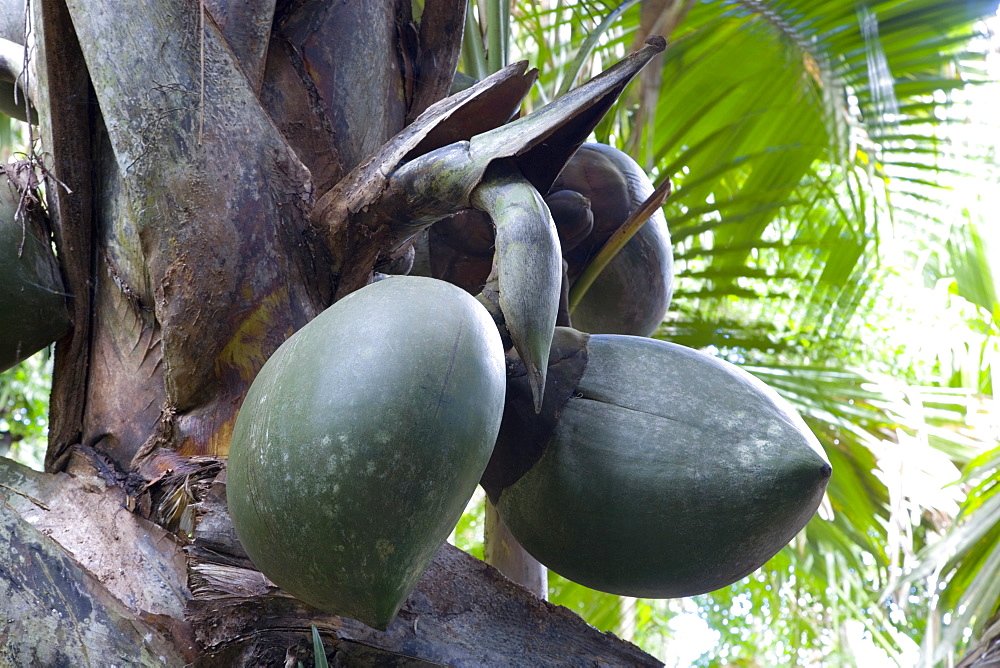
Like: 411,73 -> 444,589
15,0 -> 662,663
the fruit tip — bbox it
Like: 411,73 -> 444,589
527,362 -> 546,414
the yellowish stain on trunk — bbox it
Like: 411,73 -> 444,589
215,285 -> 295,384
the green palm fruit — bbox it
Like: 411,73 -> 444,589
227,276 -> 506,630
0,179 -> 70,372
482,328 -> 831,598
550,143 -> 673,337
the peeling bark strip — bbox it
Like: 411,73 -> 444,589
408,0 -> 467,122
202,0 -> 276,90
33,0 -> 94,471
273,0 -> 410,173
0,456 -> 192,665
62,0 -> 333,465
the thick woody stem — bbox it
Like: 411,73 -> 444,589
484,500 -> 547,599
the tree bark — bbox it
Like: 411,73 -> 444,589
1,453 -> 660,666
9,0 -> 665,664
33,0 -> 93,471
0,453 -> 196,665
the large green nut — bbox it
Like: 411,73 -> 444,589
0,181 -> 70,372
227,276 -> 506,629
552,143 -> 674,337
486,329 -> 831,598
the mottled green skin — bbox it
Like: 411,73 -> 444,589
227,277 -> 505,629
0,186 -> 70,372
496,335 -> 831,598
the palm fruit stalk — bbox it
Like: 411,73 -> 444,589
0,173 -> 70,372
419,209 -> 496,294
415,189 -> 592,288
549,143 -> 674,337
416,188 -> 592,329
481,327 -> 832,598
227,277 -> 506,629
544,189 -> 594,253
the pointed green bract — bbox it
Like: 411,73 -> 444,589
471,162 -> 561,413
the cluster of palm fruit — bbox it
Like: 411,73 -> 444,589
227,42 -> 832,631
0,38 -> 832,632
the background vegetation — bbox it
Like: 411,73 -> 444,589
3,1 -> 998,665
453,1 -> 1000,665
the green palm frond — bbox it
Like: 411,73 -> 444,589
452,1 -> 1000,664
899,441 -> 1000,663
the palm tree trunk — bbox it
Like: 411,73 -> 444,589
3,0 -> 662,663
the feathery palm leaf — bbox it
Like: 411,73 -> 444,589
459,1 -> 1000,664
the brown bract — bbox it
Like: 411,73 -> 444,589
309,37 -> 667,302
481,327 -> 590,503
